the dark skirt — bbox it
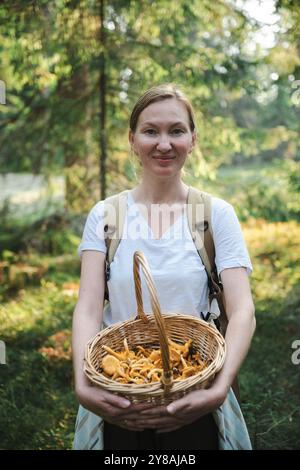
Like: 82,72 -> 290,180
103,413 -> 218,450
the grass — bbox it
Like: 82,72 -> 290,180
0,257 -> 80,450
0,218 -> 299,449
240,219 -> 300,449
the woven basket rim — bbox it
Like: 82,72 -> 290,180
84,251 -> 226,401
84,312 -> 226,395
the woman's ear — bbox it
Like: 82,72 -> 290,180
128,130 -> 135,151
128,129 -> 136,154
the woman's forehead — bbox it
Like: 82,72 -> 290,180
138,99 -> 190,126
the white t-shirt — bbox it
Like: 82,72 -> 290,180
78,191 -> 253,327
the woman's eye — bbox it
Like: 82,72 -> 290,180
143,128 -> 184,135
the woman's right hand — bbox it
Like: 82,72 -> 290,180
76,382 -> 151,431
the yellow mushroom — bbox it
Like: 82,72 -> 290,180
102,354 -> 120,376
100,337 -> 205,384
168,338 -> 192,358
150,373 -> 160,382
147,368 -> 163,380
180,355 -> 187,368
181,366 -> 198,379
123,337 -> 129,353
136,346 -> 151,357
149,350 -> 161,362
102,345 -> 127,361
169,347 -> 181,365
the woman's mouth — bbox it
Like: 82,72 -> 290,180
153,156 -> 176,163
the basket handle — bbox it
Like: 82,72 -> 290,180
133,251 -> 173,389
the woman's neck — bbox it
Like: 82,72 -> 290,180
132,175 -> 189,205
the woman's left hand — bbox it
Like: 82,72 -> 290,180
134,386 -> 226,433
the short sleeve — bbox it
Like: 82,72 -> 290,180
211,197 -> 253,277
77,201 -> 107,259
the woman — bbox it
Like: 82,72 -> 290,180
72,83 -> 256,450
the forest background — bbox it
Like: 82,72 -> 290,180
0,0 -> 299,449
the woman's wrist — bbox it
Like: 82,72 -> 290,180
210,379 -> 230,406
74,373 -> 91,397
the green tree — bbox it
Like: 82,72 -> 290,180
1,0 -> 298,210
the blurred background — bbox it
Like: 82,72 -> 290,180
0,0 -> 299,449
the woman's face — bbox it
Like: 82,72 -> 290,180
129,98 -> 196,179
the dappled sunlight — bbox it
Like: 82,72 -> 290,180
62,282 -> 79,297
0,278 -> 76,339
243,219 -> 300,304
39,329 -> 72,361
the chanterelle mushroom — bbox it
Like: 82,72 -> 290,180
102,354 -> 120,376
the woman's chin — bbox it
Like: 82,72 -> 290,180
150,168 -> 180,179
144,163 -> 183,179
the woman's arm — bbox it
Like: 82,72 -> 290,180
72,250 -> 151,430
136,266 -> 255,433
72,250 -> 106,393
211,266 -> 256,396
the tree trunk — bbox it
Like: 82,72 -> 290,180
99,0 -> 107,200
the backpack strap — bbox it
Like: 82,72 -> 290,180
187,187 -> 240,401
187,186 -> 228,336
103,190 -> 128,300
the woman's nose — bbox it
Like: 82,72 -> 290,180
156,135 -> 172,152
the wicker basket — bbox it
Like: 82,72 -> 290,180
84,251 -> 226,404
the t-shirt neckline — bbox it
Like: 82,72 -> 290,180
127,190 -> 186,241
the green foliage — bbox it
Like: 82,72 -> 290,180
0,212 -> 81,255
287,159 -> 300,193
0,273 -> 79,449
190,160 -> 300,222
1,0 -> 299,206
240,219 -> 300,449
0,213 -> 81,299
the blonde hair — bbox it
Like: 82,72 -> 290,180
129,83 -> 196,133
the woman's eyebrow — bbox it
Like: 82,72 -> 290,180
140,121 -> 187,127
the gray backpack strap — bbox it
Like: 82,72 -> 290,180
103,190 -> 128,300
187,186 -> 228,336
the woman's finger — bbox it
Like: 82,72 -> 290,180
118,419 -> 145,432
101,391 -> 131,409
166,396 -> 192,415
117,403 -> 154,418
140,405 -> 168,417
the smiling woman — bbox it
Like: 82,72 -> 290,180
129,98 -> 195,179
72,83 -> 255,450
128,85 -> 196,186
